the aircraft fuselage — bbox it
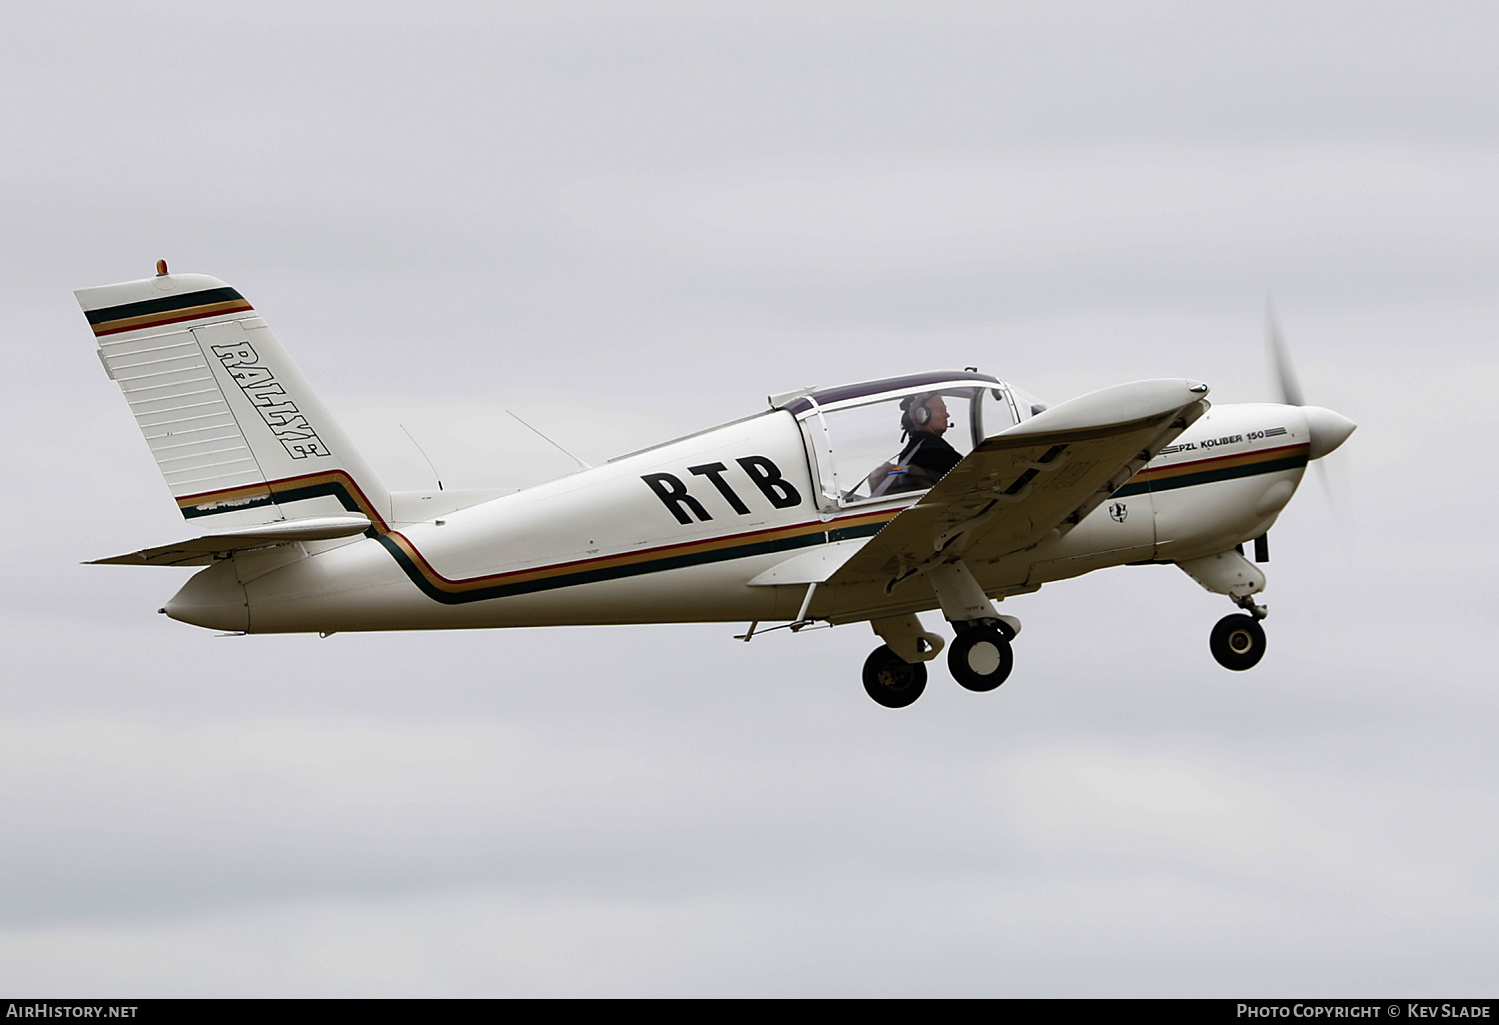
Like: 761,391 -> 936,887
166,400 -> 1314,635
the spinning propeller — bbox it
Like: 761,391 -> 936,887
1265,297 -> 1356,532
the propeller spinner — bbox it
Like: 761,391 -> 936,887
1266,298 -> 1356,459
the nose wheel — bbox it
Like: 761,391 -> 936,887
1209,614 -> 1266,670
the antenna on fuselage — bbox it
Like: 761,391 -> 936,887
399,424 -> 444,491
506,410 -> 592,470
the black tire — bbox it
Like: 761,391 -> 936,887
862,645 -> 928,708
947,625 -> 1014,692
1210,614 -> 1266,671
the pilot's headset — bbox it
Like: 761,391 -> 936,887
899,392 -> 937,438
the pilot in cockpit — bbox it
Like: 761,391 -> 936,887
868,392 -> 963,496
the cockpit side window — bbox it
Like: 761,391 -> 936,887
802,387 -> 984,507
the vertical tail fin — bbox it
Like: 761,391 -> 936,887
77,269 -> 390,531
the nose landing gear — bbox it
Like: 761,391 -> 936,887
1177,550 -> 1273,672
1210,593 -> 1268,670
1209,614 -> 1266,670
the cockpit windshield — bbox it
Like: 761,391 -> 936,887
794,376 -> 1017,507
1010,384 -> 1049,419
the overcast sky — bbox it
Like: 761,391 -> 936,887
2,1 -> 1496,997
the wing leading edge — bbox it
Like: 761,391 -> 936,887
825,379 -> 1210,593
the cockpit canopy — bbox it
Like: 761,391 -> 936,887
774,371 -> 1036,509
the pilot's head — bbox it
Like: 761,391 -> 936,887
901,393 -> 951,436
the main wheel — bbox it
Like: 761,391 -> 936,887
1209,614 -> 1266,671
862,645 -> 928,708
948,625 -> 1014,692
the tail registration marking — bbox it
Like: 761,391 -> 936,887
211,340 -> 331,459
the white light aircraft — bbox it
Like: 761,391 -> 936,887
76,263 -> 1355,707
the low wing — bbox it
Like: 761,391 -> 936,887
87,514 -> 371,567
826,379 -> 1209,591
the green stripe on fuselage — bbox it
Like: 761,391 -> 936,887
1112,450 -> 1308,499
377,525 -> 833,605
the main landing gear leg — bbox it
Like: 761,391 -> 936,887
927,561 -> 1019,693
1176,550 -> 1270,671
858,562 -> 1020,706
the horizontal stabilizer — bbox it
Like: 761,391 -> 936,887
88,514 -> 371,567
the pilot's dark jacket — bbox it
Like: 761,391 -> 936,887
874,431 -> 962,495
904,431 -> 961,481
